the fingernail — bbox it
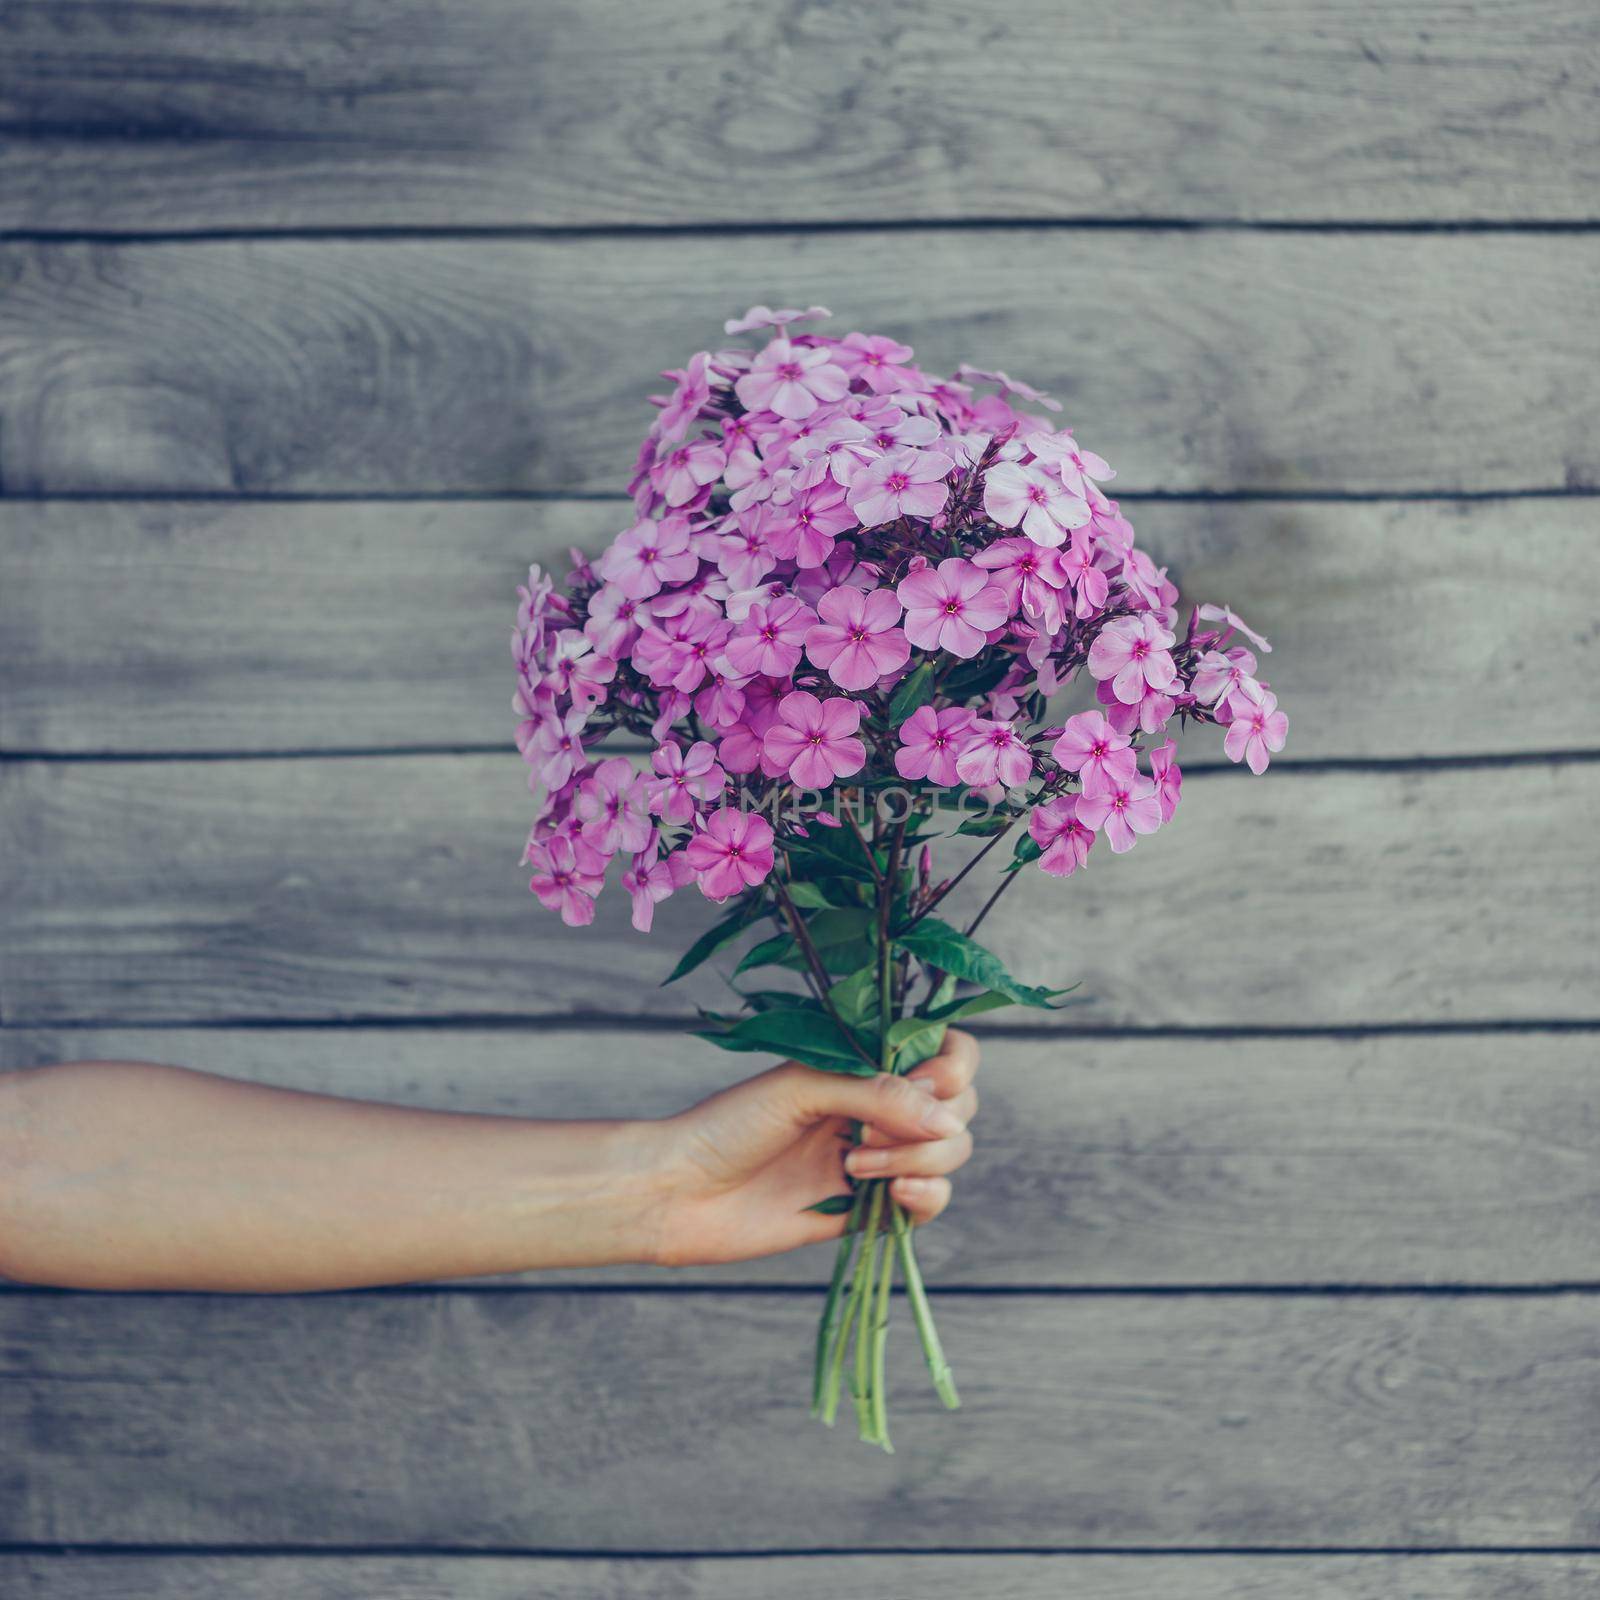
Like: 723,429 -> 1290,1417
907,1073 -> 938,1095
847,1149 -> 888,1176
923,1103 -> 964,1137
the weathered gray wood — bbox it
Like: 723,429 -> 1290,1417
2,759 -> 1593,1027
4,1028 -> 1594,1289
2,233 -> 1596,495
1,1291 -> 1593,1547
3,497 -> 1592,761
3,1 -> 1596,231
5,1553 -> 1598,1600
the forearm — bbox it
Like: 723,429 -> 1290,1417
0,1060 -> 669,1291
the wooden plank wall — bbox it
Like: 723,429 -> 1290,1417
2,4 -> 1597,1596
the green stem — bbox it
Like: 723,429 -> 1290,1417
870,1197 -> 897,1452
811,1186 -> 865,1420
852,1181 -> 888,1443
894,1203 -> 960,1410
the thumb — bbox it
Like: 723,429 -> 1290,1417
781,1064 -> 967,1142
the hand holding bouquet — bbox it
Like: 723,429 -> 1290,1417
512,305 -> 1288,1448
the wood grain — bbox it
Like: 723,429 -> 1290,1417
3,1 -> 1597,231
2,1291 -> 1595,1548
4,496 -> 1594,760
2,233 -> 1596,495
4,1028 -> 1595,1289
2,758 -> 1593,1027
5,1553 -> 1598,1600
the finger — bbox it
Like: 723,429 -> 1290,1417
858,1084 -> 976,1146
782,1064 -> 966,1144
846,1130 -> 972,1180
905,1027 -> 979,1100
890,1175 -> 951,1225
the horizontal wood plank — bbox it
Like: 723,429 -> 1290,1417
2,1 -> 1596,230
1,759 -> 1593,1028
2,1291 -> 1594,1547
4,1028 -> 1594,1288
3,497 -> 1593,760
5,1554 -> 1598,1600
1,234 -> 1596,496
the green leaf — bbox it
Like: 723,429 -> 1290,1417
784,880 -> 834,909
804,1193 -> 857,1216
956,810 -> 1014,837
893,917 -> 1066,1009
802,906 -> 879,975
827,964 -> 880,1028
695,1006 -> 877,1075
1007,833 -> 1044,872
662,897 -> 764,985
786,824 -> 881,883
887,661 -> 936,725
884,992 -> 1017,1072
734,929 -> 798,975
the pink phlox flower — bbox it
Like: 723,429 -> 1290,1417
761,691 -> 867,789
724,594 -> 817,677
1050,710 -> 1139,790
805,585 -> 910,690
656,556 -> 729,606
650,436 -> 727,508
956,363 -> 1063,412
510,622 -> 545,690
1030,795 -> 1095,877
790,415 -> 878,490
1075,774 -> 1163,854
526,832 -> 607,927
1223,689 -> 1288,775
1197,603 -> 1273,654
724,305 -> 832,335
513,677 -> 556,755
516,563 -> 565,635
859,407 -> 943,454
528,706 -> 591,792
621,841 -> 693,933
1190,647 -> 1265,716
1107,678 -> 1178,736
652,352 -> 716,443
766,480 -> 857,568
790,545 -> 874,608
646,739 -> 728,823
894,705 -> 978,786
896,557 -> 1010,658
723,578 -> 789,623
693,662 -> 750,731
546,629 -> 616,709
583,584 -> 646,658
724,445 -> 789,512
1087,613 -> 1178,704
1118,546 -> 1172,610
648,689 -> 692,743
982,459 -> 1091,548
598,517 -> 700,600
1056,527 -> 1111,618
954,718 -> 1033,789
630,611 -> 709,690
575,756 -> 654,856
847,446 -> 955,527
684,807 -> 776,900
734,337 -> 850,420
1149,739 -> 1183,822
1026,429 -> 1115,495
834,331 -> 919,393
972,536 -> 1070,629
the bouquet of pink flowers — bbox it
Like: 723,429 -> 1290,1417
512,305 -> 1287,1447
